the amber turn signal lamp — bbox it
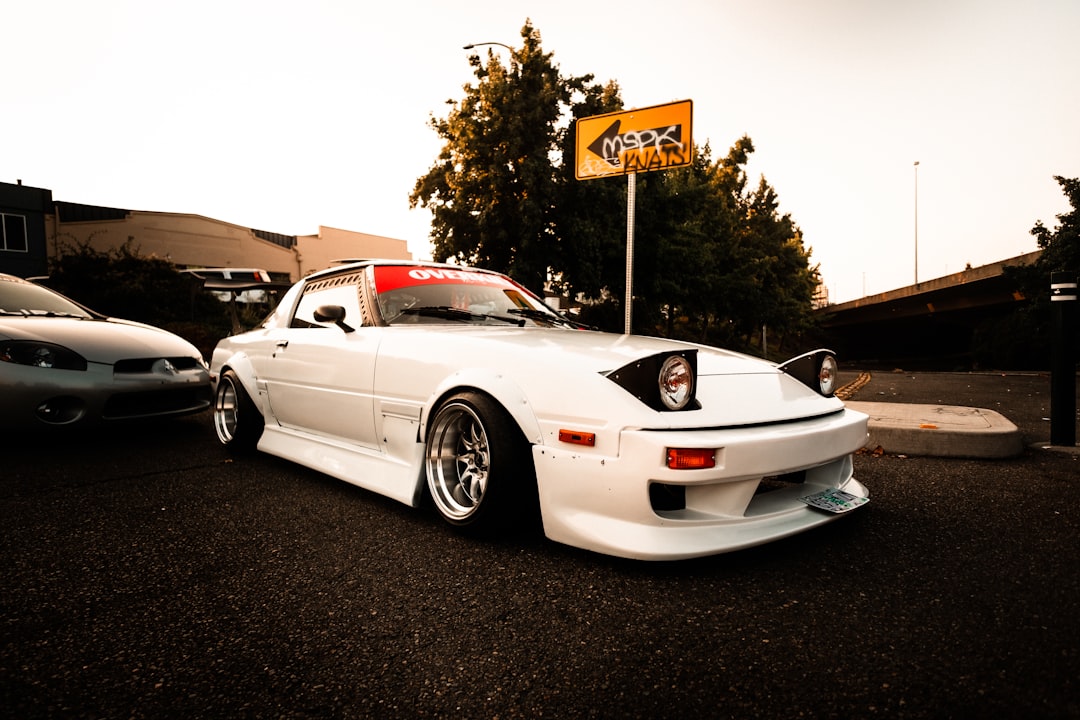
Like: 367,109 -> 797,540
666,447 -> 716,470
559,429 -> 596,447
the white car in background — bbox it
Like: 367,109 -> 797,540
209,260 -> 869,560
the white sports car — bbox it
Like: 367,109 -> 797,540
210,260 -> 869,560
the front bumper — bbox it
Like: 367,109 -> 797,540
533,408 -> 869,560
0,361 -> 212,429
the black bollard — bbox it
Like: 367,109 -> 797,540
1050,271 -> 1077,447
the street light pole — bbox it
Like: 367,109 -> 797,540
914,161 -> 920,285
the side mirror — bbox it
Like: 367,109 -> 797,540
313,304 -> 355,333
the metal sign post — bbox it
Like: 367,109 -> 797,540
574,100 -> 693,335
624,172 -> 636,334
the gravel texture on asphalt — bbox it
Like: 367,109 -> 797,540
2,371 -> 1078,719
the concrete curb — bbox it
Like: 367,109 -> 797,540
845,400 -> 1024,459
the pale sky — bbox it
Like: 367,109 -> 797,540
5,0 -> 1078,303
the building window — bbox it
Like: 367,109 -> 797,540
1,213 -> 28,252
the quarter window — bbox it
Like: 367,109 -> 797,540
291,273 -> 365,329
1,213 -> 28,252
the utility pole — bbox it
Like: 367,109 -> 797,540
914,161 -> 920,285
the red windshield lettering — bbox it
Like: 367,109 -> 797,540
376,265 -> 522,294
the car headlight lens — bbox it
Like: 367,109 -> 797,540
659,355 -> 694,410
606,350 -> 699,411
0,341 -> 88,370
818,354 -> 838,396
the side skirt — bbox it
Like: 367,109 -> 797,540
258,425 -> 427,507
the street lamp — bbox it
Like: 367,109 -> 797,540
463,41 -> 517,80
463,42 -> 513,52
914,161 -> 920,285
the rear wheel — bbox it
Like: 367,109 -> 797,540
214,369 -> 263,451
425,392 -> 535,535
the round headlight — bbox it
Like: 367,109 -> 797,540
818,354 -> 839,396
658,355 -> 694,411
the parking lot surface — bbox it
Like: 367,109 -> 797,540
2,371 -> 1078,718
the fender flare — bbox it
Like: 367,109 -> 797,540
421,368 -> 543,445
214,351 -> 267,417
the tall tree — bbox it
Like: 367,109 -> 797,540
630,143 -> 727,338
626,136 -> 820,351
1003,176 -> 1080,310
552,80 -> 626,301
410,21 -> 578,296
731,176 -> 820,349
411,24 -> 821,350
1031,176 -> 1080,275
988,176 -> 1080,367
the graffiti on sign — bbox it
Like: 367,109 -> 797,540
575,100 -> 693,180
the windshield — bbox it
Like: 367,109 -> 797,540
372,266 -> 565,327
0,277 -> 93,318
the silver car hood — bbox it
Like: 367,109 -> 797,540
0,317 -> 201,363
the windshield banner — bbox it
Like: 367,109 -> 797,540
373,266 -> 521,294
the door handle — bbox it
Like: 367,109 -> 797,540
275,340 -> 289,350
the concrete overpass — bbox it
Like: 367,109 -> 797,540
816,251 -> 1042,368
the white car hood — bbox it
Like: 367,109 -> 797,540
430,326 -> 771,375
0,317 -> 201,363
378,327 -> 844,428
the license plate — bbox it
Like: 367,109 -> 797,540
800,488 -> 869,514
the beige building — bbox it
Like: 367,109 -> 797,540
43,200 -> 412,282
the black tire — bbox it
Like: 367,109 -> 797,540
213,369 -> 264,451
425,391 -> 536,535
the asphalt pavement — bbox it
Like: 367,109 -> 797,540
839,368 -> 1078,454
2,371 -> 1078,719
839,369 -> 1079,459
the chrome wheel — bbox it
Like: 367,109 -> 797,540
214,370 -> 263,450
425,392 -> 535,533
214,374 -> 240,443
427,400 -> 491,521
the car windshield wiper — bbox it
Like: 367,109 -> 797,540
399,306 -> 525,326
0,308 -> 84,317
506,307 -> 594,329
24,309 -> 88,318
506,307 -> 564,324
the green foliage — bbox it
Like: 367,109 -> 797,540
993,176 -> 1080,367
1031,176 -> 1080,273
410,21 -> 580,297
412,20 -> 822,352
971,312 -> 1050,370
624,138 -> 820,353
1007,176 -> 1080,298
553,79 -> 627,301
46,237 -> 231,356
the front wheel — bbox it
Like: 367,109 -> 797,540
214,369 -> 264,451
425,392 -> 535,535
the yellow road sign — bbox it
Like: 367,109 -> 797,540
574,100 -> 693,180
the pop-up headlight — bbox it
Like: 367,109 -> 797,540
778,349 -> 839,397
606,350 -> 699,412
